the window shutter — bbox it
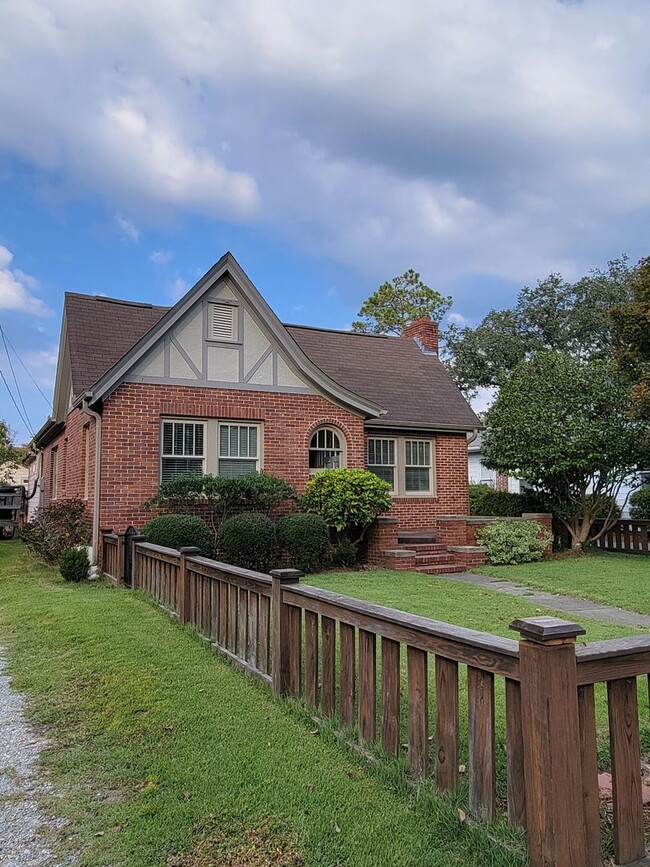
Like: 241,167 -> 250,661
209,303 -> 237,341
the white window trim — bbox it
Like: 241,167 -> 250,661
367,436 -> 436,498
160,418 -> 263,482
367,437 -> 397,494
309,425 -> 347,475
160,419 -> 207,482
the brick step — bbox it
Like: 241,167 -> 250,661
407,543 -> 448,553
414,553 -> 458,565
397,529 -> 437,545
415,563 -> 467,575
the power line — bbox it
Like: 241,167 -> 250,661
1,326 -> 33,433
0,322 -> 51,407
0,369 -> 33,437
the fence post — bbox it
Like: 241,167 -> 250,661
270,568 -> 302,697
510,616 -> 588,867
178,547 -> 201,623
127,533 -> 146,589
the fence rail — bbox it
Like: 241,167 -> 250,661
592,518 -> 650,554
103,531 -> 650,867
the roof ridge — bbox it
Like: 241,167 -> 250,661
65,291 -> 170,311
284,322 -> 392,339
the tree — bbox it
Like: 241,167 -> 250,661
444,257 -> 634,396
482,352 -> 649,551
611,256 -> 650,423
352,269 -> 452,335
0,420 -> 24,484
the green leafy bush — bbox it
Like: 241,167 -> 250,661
470,486 -> 546,517
476,520 -> 552,566
217,513 -> 277,572
142,514 -> 214,555
59,547 -> 89,582
21,499 -> 90,564
277,513 -> 330,573
301,469 -> 392,542
142,472 -> 295,525
468,483 -> 495,515
331,540 -> 359,568
630,486 -> 650,519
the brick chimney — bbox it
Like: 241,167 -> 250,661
402,316 -> 439,355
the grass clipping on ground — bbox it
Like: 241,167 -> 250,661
167,818 -> 304,867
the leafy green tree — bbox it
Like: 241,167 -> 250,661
611,256 -> 650,422
444,257 -> 634,396
0,419 -> 25,483
352,269 -> 452,335
482,352 -> 649,551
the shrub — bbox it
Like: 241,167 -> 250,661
301,469 -> 392,542
59,547 -> 89,582
331,540 -> 359,568
468,483 -> 494,515
630,486 -> 650,519
218,513 -> 277,572
142,472 -> 296,528
21,499 -> 90,564
277,513 -> 330,573
476,520 -> 552,566
142,514 -> 214,556
470,487 -> 547,517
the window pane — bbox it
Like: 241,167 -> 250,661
161,457 -> 203,483
405,440 -> 431,467
229,425 -> 239,457
369,465 -> 394,487
249,426 -> 258,458
194,425 -> 204,456
162,422 -> 173,455
405,467 -> 430,492
239,426 -> 248,457
218,458 -> 258,477
220,425 -> 229,456
184,424 -> 194,455
309,450 -> 341,470
368,440 -> 376,465
174,423 -> 184,455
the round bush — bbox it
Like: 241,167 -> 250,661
630,486 -> 650,519
59,547 -> 89,582
142,514 -> 214,556
331,540 -> 358,568
277,513 -> 330,573
301,468 -> 392,537
476,520 -> 552,566
218,513 -> 277,572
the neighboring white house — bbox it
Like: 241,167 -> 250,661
467,432 -> 648,515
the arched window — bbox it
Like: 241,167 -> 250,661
309,426 -> 345,472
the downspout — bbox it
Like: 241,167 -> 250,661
82,398 -> 102,567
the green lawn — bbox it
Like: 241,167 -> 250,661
0,541 -> 529,867
465,551 -> 650,615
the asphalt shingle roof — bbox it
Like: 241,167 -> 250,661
64,293 -> 480,431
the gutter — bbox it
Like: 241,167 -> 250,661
82,398 -> 102,567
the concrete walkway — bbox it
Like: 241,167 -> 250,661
441,572 -> 650,630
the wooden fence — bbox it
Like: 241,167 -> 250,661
592,519 -> 650,554
104,532 -> 650,867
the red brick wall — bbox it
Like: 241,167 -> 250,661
98,383 -> 367,531
41,407 -> 96,527
40,385 -> 471,536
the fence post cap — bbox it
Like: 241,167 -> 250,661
270,568 -> 302,582
179,546 -> 202,555
510,616 -> 585,644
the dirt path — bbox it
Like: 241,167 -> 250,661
0,651 -> 65,866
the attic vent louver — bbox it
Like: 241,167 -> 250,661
209,303 -> 237,342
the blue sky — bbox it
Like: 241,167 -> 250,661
1,0 -> 650,443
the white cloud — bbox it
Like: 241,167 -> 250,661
116,213 -> 139,241
448,312 -> 469,326
150,249 -> 173,265
24,347 -> 58,389
0,247 -> 50,317
169,276 -> 190,300
1,0 -> 650,294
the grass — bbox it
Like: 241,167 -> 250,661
0,540 -> 530,867
465,550 -> 650,615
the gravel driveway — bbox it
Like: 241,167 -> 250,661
0,650 -> 66,866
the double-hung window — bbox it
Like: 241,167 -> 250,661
405,440 -> 432,493
367,438 -> 396,491
50,446 -> 58,499
161,421 -> 205,482
218,423 -> 260,477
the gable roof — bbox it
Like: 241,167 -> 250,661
60,253 -> 480,432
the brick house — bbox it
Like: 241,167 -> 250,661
33,252 -> 481,569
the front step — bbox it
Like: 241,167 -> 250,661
416,563 -> 467,575
415,552 -> 457,565
397,529 -> 437,545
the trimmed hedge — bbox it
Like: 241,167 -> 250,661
142,514 -> 214,556
218,513 -> 277,572
59,547 -> 90,582
469,485 -> 546,518
630,486 -> 650,519
476,520 -> 552,566
277,513 -> 330,573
